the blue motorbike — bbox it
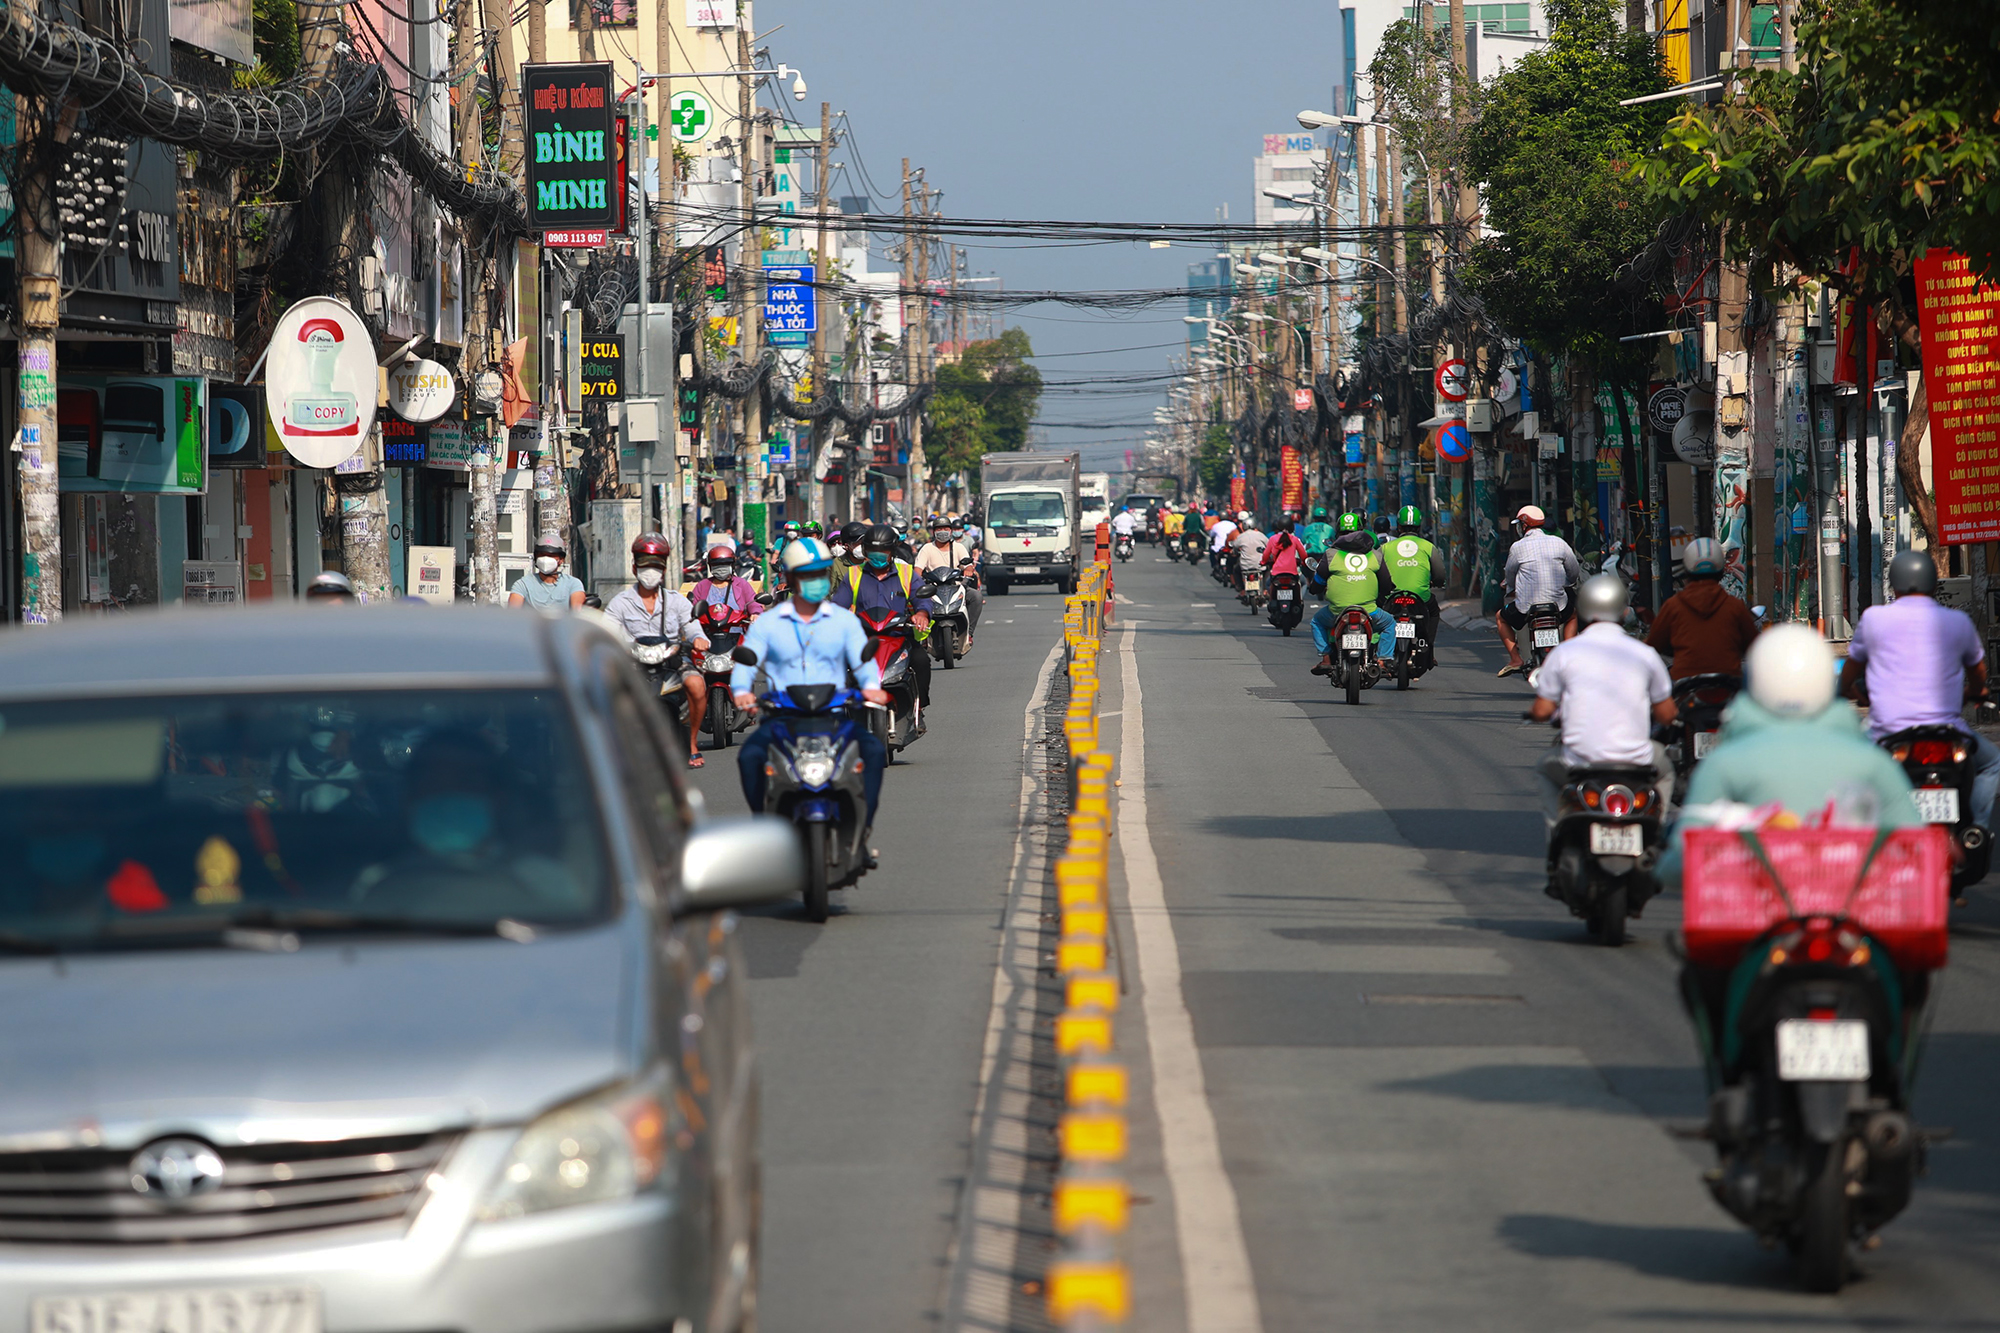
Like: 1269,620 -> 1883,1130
732,649 -> 874,922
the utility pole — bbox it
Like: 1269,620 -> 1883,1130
578,0 -> 596,62
13,2 -> 62,623
901,159 -> 914,522
810,100 -> 833,525
1389,135 -> 1411,524
736,19 -> 761,542
911,184 -> 933,513
530,0 -> 545,63
458,0 -> 500,601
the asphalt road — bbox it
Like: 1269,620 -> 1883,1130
694,552 -> 2000,1331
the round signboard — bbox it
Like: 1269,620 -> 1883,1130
265,297 -> 376,469
1648,386 -> 1688,434
387,358 -> 456,424
668,91 -> 714,144
1495,366 -> 1518,403
1435,358 -> 1470,403
1672,409 -> 1716,466
1435,420 -> 1472,462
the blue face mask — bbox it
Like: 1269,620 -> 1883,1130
865,551 -> 892,570
409,793 -> 495,856
797,575 -> 832,602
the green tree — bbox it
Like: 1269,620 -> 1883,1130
927,328 -> 1044,483
1197,422 -> 1232,496
1461,0 -> 1672,369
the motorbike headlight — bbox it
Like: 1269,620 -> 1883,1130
796,754 -> 837,786
633,643 -> 670,666
479,1074 -> 670,1220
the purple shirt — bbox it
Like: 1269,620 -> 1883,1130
1847,595 -> 1984,737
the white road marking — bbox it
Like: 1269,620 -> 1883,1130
1117,628 -> 1266,1333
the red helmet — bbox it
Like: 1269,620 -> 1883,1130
705,544 -> 737,564
631,532 -> 671,568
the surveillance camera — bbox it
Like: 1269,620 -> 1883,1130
792,76 -> 807,101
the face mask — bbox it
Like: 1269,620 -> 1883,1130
866,551 -> 892,570
309,730 -> 338,752
933,532 -> 951,545
711,566 -> 736,582
409,793 -> 494,856
534,556 -> 560,576
830,543 -> 847,558
637,567 -> 664,590
797,575 -> 832,602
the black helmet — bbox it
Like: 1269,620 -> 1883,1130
839,520 -> 868,546
1888,549 -> 1938,596
862,523 -> 897,553
305,570 -> 356,601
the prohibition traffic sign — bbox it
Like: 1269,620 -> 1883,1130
1435,358 -> 1469,403
668,91 -> 713,143
1435,420 -> 1473,462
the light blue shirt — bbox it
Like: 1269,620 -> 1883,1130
511,571 -> 583,609
729,599 -> 881,696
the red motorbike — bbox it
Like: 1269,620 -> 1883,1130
695,597 -> 757,750
858,606 -> 923,755
1327,605 -> 1379,706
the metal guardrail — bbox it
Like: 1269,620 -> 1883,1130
1048,560 -> 1129,1330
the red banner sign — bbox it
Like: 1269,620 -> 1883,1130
1229,475 -> 1247,512
1292,388 -> 1313,412
1915,251 -> 2000,544
1280,445 -> 1304,511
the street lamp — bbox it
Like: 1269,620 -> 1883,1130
1301,246 -> 1399,282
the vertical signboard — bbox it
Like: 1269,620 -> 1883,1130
761,254 -> 816,349
1915,251 -> 2000,545
522,63 -> 618,231
1280,445 -> 1304,510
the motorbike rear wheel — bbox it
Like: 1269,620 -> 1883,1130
1796,1139 -> 1852,1292
1345,662 -> 1361,707
938,625 -> 957,668
802,823 -> 830,924
1396,647 -> 1411,691
1596,883 -> 1628,946
707,692 -> 734,750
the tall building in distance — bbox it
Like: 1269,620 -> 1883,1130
1253,133 -> 1325,228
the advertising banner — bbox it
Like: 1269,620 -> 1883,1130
523,63 -> 618,231
58,376 -> 207,495
265,297 -> 376,468
1914,250 -> 2000,544
208,384 -> 265,469
762,261 -> 815,349
1280,444 -> 1304,510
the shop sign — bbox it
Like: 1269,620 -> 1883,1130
580,335 -> 625,399
209,384 -> 266,469
408,546 -> 456,604
424,419 -> 475,471
382,414 -> 429,466
387,358 -> 456,423
265,297 -> 376,467
1292,388 -> 1314,412
57,376 -> 207,495
523,63 -> 618,230
1648,385 -> 1688,433
762,261 -> 815,349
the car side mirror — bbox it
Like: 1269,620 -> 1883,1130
731,645 -> 759,666
678,816 -> 803,914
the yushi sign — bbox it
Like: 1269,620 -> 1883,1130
1915,251 -> 2000,545
523,63 -> 618,231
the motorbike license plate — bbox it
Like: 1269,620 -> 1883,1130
1776,1019 -> 1871,1081
1276,589 -> 1295,600
1588,823 -> 1644,856
1013,565 -> 1040,575
1395,621 -> 1416,638
1532,628 -> 1560,648
1913,786 -> 1960,823
1341,633 -> 1368,651
33,1287 -> 321,1333
1692,730 -> 1718,759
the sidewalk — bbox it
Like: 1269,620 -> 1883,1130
1439,597 -> 1485,633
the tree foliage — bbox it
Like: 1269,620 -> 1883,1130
1197,421 -> 1232,495
1461,0 -> 1672,369
926,328 -> 1043,482
1630,0 -> 2000,315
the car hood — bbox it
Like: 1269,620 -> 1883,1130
0,926 -> 637,1150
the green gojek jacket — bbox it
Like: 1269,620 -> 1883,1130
1322,547 -> 1385,610
1382,535 -> 1446,598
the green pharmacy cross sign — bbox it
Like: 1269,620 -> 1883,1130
669,91 -> 713,144
523,62 -> 619,230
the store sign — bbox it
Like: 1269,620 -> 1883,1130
1280,444 -> 1304,509
208,384 -> 265,469
265,296 -> 376,468
387,358 -> 456,423
1292,388 -> 1314,412
57,376 -> 207,495
762,261 -> 815,349
408,546 -> 456,604
523,63 -> 618,230
381,414 -> 430,466
1647,385 -> 1688,433
1915,250 -> 2000,544
544,229 -> 609,248
424,419 -> 474,471
580,335 -> 625,399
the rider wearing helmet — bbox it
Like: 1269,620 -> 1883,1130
305,570 -> 358,604
1840,549 -> 2000,835
1206,508 -> 1240,574
692,543 -> 760,618
730,538 -> 891,830
509,541 -> 587,610
802,520 -> 824,540
1498,505 -> 1584,677
1382,504 -> 1445,648
1526,574 -> 1678,830
1298,506 -> 1336,556
1311,512 -> 1397,674
832,521 -> 869,582
1645,537 -> 1760,681
607,533 -> 711,764
915,513 -> 982,647
832,524 -> 937,722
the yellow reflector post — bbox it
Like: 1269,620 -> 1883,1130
1066,1059 -> 1129,1108
1066,972 -> 1119,1012
1059,1111 -> 1127,1162
1052,1176 -> 1130,1234
1055,1010 -> 1112,1057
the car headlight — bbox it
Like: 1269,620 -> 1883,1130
479,1075 -> 671,1220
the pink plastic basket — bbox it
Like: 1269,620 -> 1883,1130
1681,827 -> 1951,970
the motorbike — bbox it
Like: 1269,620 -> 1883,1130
629,635 -> 692,746
1667,673 -> 1742,796
729,648 -> 874,924
1680,826 -> 1948,1291
1213,546 -> 1236,587
1518,601 -> 1567,683
1544,758 -> 1664,946
1115,532 -> 1134,562
1267,570 -> 1304,635
923,566 -> 972,669
1165,529 -> 1183,562
1145,513 -> 1163,546
1327,605 -> 1379,706
1182,528 -> 1205,562
1383,588 -> 1434,689
1882,725 -> 1991,895
694,599 -> 758,750
857,606 -> 923,754
1239,563 -> 1266,613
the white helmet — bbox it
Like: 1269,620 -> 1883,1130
1575,573 -> 1628,625
1746,624 -> 1835,718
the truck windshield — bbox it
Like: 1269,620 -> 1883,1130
989,493 -> 1067,530
0,689 -> 612,951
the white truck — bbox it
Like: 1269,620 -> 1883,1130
980,451 -> 1081,596
1078,472 -> 1111,536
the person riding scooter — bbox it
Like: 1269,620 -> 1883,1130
1647,537 -> 1760,681
1310,513 -> 1395,674
1497,505 -> 1584,677
832,524 -> 937,729
606,532 -> 711,765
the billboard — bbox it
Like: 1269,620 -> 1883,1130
1915,251 -> 2000,544
58,376 -> 207,495
523,63 -> 619,231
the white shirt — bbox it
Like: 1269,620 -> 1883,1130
1534,622 -> 1671,766
1232,528 -> 1268,564
1110,511 -> 1137,537
1209,519 -> 1238,552
1504,528 -> 1584,610
914,539 -> 972,574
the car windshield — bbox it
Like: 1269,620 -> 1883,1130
0,689 -> 611,950
989,493 -> 1067,528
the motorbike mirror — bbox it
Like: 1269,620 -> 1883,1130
730,645 -> 759,666
863,635 -> 883,658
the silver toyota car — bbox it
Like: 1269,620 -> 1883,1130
0,606 -> 797,1333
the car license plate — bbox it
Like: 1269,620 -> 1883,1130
1532,628 -> 1559,648
1395,621 -> 1416,638
33,1287 -> 321,1333
1341,633 -> 1368,650
1013,565 -> 1040,575
1913,786 -> 1960,823
1589,823 -> 1644,856
1776,1019 -> 1870,1081
1692,730 -> 1717,759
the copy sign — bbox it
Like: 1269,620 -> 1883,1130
762,263 -> 815,349
1915,251 -> 2000,544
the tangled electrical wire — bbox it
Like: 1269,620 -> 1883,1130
0,6 -> 528,235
